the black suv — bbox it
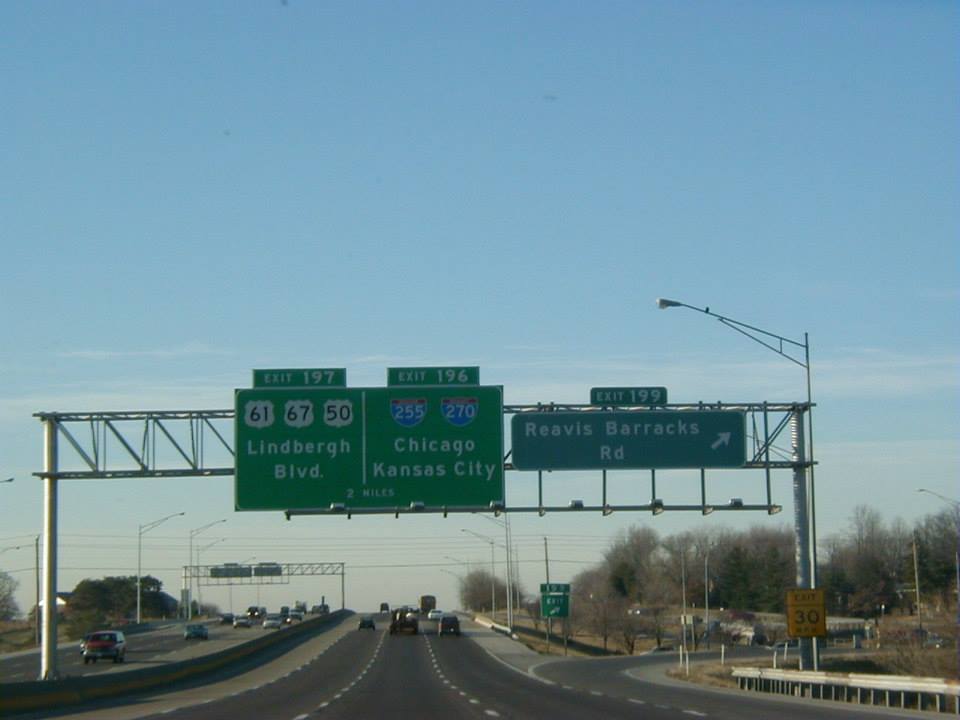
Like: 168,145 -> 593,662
389,607 -> 418,635
439,615 -> 461,636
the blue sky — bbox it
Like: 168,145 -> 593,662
1,1 -> 957,617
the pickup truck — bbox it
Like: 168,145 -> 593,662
82,630 -> 126,664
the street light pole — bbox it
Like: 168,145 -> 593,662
187,520 -> 226,620
137,512 -> 185,624
233,556 -> 256,615
658,297 -> 819,670
462,529 -> 497,619
196,537 -> 225,616
477,514 -> 515,629
916,489 -> 960,663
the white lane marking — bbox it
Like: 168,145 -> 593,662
484,711 -> 500,718
469,698 -> 480,704
293,715 -> 309,720
590,690 -> 603,696
629,698 -> 646,705
683,712 -> 707,717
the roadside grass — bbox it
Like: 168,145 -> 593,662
0,621 -> 37,653
495,609 -> 958,682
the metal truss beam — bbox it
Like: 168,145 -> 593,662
33,410 -> 234,480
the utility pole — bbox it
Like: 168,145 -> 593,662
704,552 -> 710,650
913,534 -> 922,631
544,536 -> 551,654
34,536 -> 40,646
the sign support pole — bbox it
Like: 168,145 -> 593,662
792,410 -> 816,670
40,419 -> 58,680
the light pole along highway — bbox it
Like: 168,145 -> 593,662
916,487 -> 960,660
187,519 -> 226,620
461,529 -> 498,621
657,297 -> 820,669
137,511 -> 185,624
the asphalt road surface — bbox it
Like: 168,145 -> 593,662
7,616 -> 933,720
1,620 -> 272,683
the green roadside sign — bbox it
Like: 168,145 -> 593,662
388,366 -> 480,386
235,385 -> 503,511
540,583 -> 571,594
511,410 -> 746,470
590,386 -> 668,405
541,593 -> 569,618
253,368 -> 347,388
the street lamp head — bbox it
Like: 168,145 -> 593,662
656,297 -> 683,309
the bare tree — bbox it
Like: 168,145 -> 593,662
0,571 -> 19,621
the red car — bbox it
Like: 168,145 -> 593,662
83,630 -> 126,664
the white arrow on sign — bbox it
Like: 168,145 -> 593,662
710,432 -> 731,450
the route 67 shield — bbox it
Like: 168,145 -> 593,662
391,398 -> 427,427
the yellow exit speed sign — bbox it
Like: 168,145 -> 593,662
786,588 -> 826,638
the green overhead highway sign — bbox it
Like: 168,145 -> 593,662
590,386 -> 668,405
511,410 -> 746,470
253,368 -> 347,388
388,366 -> 480,386
235,385 -> 503,511
540,583 -> 571,594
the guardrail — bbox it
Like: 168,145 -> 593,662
0,610 -> 350,716
732,667 -> 960,714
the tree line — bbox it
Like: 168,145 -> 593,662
455,504 -> 957,651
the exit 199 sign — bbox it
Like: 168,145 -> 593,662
541,593 -> 569,618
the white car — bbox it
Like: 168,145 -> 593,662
262,613 -> 283,629
427,609 -> 444,621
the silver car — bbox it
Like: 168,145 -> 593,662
262,613 -> 283,629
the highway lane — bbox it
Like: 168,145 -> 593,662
1,623 -> 190,682
0,621 -> 271,682
8,613 -> 359,720
426,625 -> 681,720
533,649 -> 931,719
8,616 -> 934,720
136,623 -> 384,720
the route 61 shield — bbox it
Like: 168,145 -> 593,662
441,397 -> 478,427
391,398 -> 427,427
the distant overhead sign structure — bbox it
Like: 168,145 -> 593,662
235,385 -> 504,511
511,410 -> 746,470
